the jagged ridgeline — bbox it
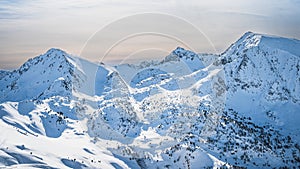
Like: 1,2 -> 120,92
0,32 -> 299,168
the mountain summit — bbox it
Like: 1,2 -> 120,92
0,48 -> 77,103
0,32 -> 299,168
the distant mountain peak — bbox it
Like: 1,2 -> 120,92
171,46 -> 197,58
162,47 -> 199,64
46,47 -> 66,53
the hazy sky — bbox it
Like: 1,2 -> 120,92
0,0 -> 300,69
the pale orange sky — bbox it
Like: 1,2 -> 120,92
0,0 -> 300,69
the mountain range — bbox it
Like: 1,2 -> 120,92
0,32 -> 300,168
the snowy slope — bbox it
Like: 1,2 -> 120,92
203,32 -> 300,168
0,49 -> 131,168
221,32 -> 300,137
0,32 -> 300,168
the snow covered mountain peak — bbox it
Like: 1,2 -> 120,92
223,31 -> 300,57
220,31 -> 300,106
0,48 -> 77,103
18,48 -> 73,75
171,47 -> 197,58
163,46 -> 200,63
45,47 -> 67,54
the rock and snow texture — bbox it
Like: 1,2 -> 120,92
0,32 -> 300,168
